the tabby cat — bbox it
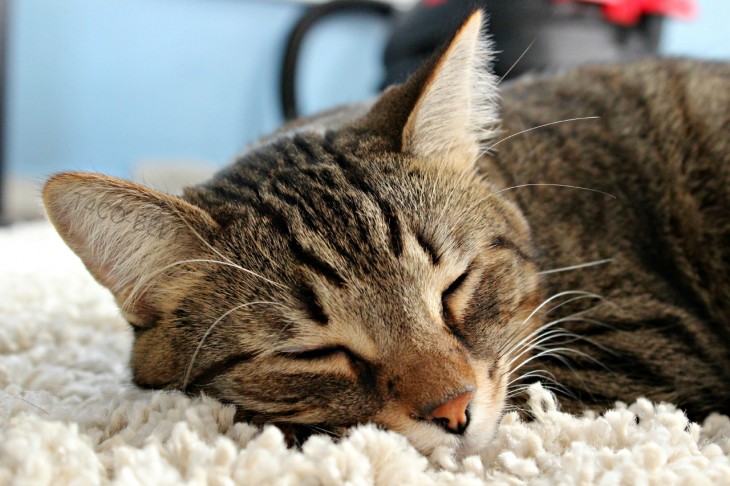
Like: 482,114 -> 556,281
42,11 -> 730,456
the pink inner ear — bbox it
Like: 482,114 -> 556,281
42,172 -> 223,333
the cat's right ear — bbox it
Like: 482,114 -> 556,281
359,10 -> 499,172
42,172 -> 218,326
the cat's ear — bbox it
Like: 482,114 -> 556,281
43,172 -> 218,325
362,10 -> 498,171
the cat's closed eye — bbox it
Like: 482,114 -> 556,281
442,270 -> 470,319
280,345 -> 374,385
441,270 -> 472,347
280,345 -> 352,361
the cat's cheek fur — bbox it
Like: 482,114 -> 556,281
457,360 -> 506,456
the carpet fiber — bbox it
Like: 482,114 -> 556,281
2,221 -> 729,484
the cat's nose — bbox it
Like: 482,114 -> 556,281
423,389 -> 474,435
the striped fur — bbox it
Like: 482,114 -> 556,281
491,59 -> 730,420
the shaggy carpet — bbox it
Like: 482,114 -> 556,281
1,221 -> 729,485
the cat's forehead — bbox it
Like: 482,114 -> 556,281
199,131 -> 471,221
187,130 -> 518,288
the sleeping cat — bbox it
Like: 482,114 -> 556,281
42,11 -> 730,456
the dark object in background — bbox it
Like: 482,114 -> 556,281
280,0 -> 684,121
383,0 -> 663,86
280,0 -> 395,121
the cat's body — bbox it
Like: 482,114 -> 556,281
492,59 -> 730,420
42,12 -> 730,455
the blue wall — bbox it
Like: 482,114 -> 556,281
661,0 -> 730,59
5,0 -> 729,181
6,0 -> 389,179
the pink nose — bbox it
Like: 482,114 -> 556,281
425,390 -> 474,434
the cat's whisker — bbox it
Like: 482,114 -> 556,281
504,328 -> 583,366
498,290 -> 606,356
499,328 -> 605,387
497,311 -> 614,385
487,183 -> 616,201
501,404 -> 524,414
499,316 -> 615,399
1,394 -> 51,416
502,329 -> 578,376
270,318 -> 302,353
505,381 -> 570,401
182,300 -> 284,389
496,7 -> 560,87
500,404 -> 536,423
505,371 -> 578,402
544,320 -> 619,355
448,178 -> 614,233
304,423 -> 343,438
505,382 -> 556,397
497,37 -> 538,85
538,258 -> 614,275
502,315 -> 617,368
509,346 -> 609,382
164,200 -> 238,268
124,258 -> 288,311
506,369 -> 559,388
482,116 -> 602,153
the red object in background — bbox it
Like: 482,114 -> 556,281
421,0 -> 698,27
568,0 -> 698,26
423,0 -> 449,6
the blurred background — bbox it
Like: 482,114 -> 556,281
1,0 -> 728,223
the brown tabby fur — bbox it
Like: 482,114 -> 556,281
493,59 -> 730,419
42,12 -> 730,455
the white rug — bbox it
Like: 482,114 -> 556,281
1,221 -> 729,485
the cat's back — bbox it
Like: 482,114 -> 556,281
495,58 -> 730,192
492,58 -> 730,302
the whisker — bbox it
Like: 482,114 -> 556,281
506,383 -> 569,402
124,258 -> 288,310
498,290 -> 606,356
497,37 -> 537,85
510,346 -> 608,380
507,369 -> 558,388
503,329 -> 581,370
496,7 -> 557,87
305,423 -> 342,438
498,312 -> 614,385
502,315 -> 617,368
507,378 -> 577,402
182,300 -> 284,389
506,382 -> 561,397
165,200 -> 237,268
488,183 -> 616,200
539,258 -> 614,275
449,178 -> 613,234
501,331 -> 584,385
1,394 -> 51,416
501,404 -> 535,421
484,116 -> 602,153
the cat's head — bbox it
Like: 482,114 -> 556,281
43,11 -> 542,456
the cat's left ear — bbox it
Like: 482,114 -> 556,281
362,10 -> 499,171
42,172 -> 219,326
